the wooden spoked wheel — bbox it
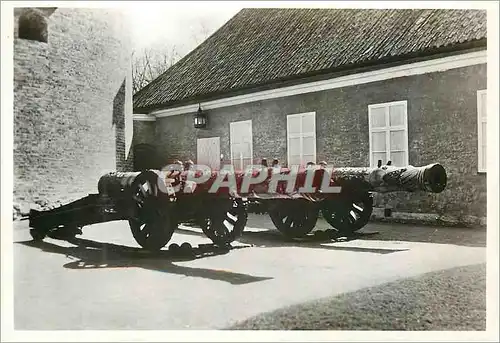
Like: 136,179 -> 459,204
321,192 -> 373,234
200,198 -> 248,246
128,172 -> 176,251
269,200 -> 320,239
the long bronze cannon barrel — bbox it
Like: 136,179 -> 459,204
26,162 -> 448,249
153,163 -> 448,196
330,163 -> 447,194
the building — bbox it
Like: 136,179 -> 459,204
132,8 -> 487,227
13,8 -> 133,216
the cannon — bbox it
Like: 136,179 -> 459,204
246,162 -> 447,239
27,161 -> 447,250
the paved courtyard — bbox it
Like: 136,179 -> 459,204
13,214 -> 486,330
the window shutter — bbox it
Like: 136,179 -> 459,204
371,132 -> 386,152
302,113 -> 315,134
370,107 -> 386,128
369,101 -> 408,167
390,130 -> 406,150
230,120 -> 253,170
288,116 -> 301,135
389,103 -> 405,126
287,112 -> 316,167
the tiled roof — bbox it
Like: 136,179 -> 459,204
133,8 -> 487,112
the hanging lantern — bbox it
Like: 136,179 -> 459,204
193,104 -> 207,128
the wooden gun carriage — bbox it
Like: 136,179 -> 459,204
28,162 -> 447,251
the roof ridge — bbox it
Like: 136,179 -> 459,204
133,8 -> 487,112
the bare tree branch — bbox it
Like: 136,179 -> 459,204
132,20 -> 212,94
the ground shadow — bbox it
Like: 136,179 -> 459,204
241,214 -> 486,248
175,227 -> 408,255
358,222 -> 487,248
17,238 -> 272,285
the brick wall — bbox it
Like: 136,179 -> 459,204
144,63 -> 486,226
14,8 -> 133,214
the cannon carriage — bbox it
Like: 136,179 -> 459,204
28,169 -> 249,250
27,161 -> 447,251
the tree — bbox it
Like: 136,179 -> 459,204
132,21 -> 212,94
189,18 -> 212,46
132,45 -> 181,94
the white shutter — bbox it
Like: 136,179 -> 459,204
302,113 -> 315,133
197,137 -> 220,170
371,131 -> 386,152
369,101 -> 408,167
477,90 -> 487,172
389,103 -> 405,126
390,130 -> 406,150
302,135 -> 316,165
287,112 -> 316,167
289,137 -> 301,154
288,116 -> 302,135
370,107 -> 386,128
230,120 -> 253,170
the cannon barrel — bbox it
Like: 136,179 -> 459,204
97,171 -> 142,196
26,163 -> 447,247
330,163 -> 447,193
93,163 -> 447,198
97,170 -> 171,197
153,163 -> 447,196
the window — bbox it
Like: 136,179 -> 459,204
230,120 -> 253,171
287,112 -> 316,167
18,8 -> 48,43
368,101 -> 408,167
477,89 -> 487,172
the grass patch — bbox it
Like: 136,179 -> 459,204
229,263 -> 486,331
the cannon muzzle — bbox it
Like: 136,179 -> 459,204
419,163 -> 447,193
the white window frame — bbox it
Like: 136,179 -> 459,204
368,100 -> 409,167
477,89 -> 487,173
229,119 -> 253,169
286,112 -> 317,167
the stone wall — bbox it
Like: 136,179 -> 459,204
14,8 -> 133,215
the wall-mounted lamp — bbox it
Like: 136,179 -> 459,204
193,104 -> 207,129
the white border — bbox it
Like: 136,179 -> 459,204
2,1 -> 499,343
368,100 -> 409,167
477,89 -> 487,173
485,2 -> 499,338
151,50 -> 486,118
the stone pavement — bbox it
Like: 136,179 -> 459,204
12,214 -> 486,330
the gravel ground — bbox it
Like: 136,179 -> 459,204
228,263 -> 486,331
